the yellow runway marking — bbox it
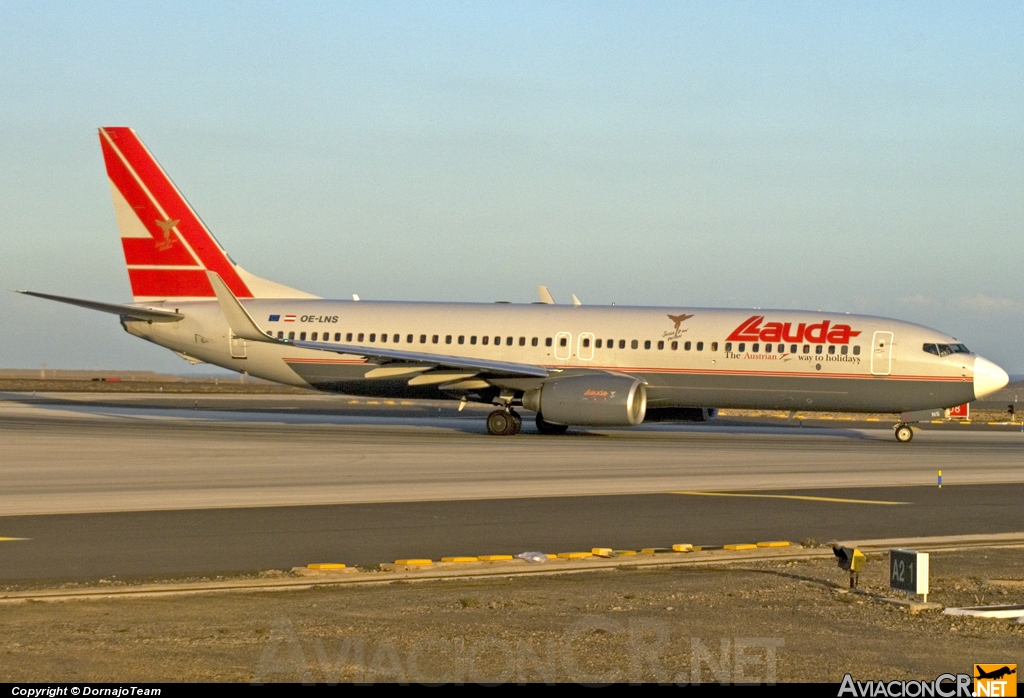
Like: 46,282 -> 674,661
0,537 -> 29,541
671,491 -> 910,505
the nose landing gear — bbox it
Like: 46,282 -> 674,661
486,409 -> 522,436
894,423 -> 914,443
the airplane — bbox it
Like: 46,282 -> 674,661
15,127 -> 1010,442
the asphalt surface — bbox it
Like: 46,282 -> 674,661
2,392 -> 1023,582
1,484 -> 1022,581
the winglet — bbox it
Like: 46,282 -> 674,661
206,271 -> 271,341
537,286 -> 556,304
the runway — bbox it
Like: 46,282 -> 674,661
2,392 -> 1023,582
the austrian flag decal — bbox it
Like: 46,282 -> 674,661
727,316 -> 861,344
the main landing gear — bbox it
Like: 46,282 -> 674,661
894,423 -> 914,443
486,409 -> 522,436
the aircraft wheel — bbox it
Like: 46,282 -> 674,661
487,410 -> 515,436
536,413 -> 569,435
509,410 -> 523,435
894,424 -> 913,443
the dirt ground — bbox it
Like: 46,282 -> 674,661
1,548 -> 1021,684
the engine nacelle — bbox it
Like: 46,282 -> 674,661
522,374 -> 647,426
644,407 -> 719,422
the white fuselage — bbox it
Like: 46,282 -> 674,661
124,299 -> 998,413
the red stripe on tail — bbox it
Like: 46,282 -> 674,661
100,127 -> 252,299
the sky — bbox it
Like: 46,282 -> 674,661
2,1 -> 1023,373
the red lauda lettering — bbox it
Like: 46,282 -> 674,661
782,322 -> 805,342
760,322 -> 783,342
727,316 -> 763,342
726,317 -> 861,345
804,321 -> 830,343
826,324 -> 861,344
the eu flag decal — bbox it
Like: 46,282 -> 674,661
268,315 -> 281,322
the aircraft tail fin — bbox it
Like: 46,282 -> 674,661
99,127 -> 317,302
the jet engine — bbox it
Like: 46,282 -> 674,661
522,374 -> 647,426
644,407 -> 719,422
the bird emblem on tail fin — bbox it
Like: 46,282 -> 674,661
155,218 -> 180,251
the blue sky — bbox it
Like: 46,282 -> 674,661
2,2 -> 1023,372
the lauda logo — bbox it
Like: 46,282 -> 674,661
727,316 -> 861,345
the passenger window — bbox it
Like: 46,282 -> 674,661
559,337 -> 567,347
724,342 -> 731,352
738,343 -> 745,352
615,340 -> 622,349
671,341 -> 678,350
752,343 -> 759,353
471,336 -> 477,345
446,335 -> 452,344
519,337 -> 525,346
815,345 -> 823,355
288,331 -> 295,340
764,344 -> 771,353
494,336 -> 500,345
393,334 -> 400,342
458,336 -> 465,344
631,340 -> 639,349
311,332 -> 318,341
583,338 -> 591,348
644,340 -> 651,349
430,335 -> 437,344
711,342 -> 718,351
853,346 -> 860,355
369,333 -> 375,342
596,339 -> 603,349
357,333 -> 363,342
790,344 -> 797,353
506,337 -> 513,346
696,342 -> 703,351
657,341 -> 664,350
841,345 -> 848,355
777,344 -> 784,353
802,345 -> 809,354
482,336 -> 489,345
334,333 -> 341,342
685,341 -> 691,351
407,334 -> 413,343
531,337 -> 538,346
420,334 -> 427,344
546,338 -> 553,347
300,332 -> 307,341
379,333 -> 386,342
828,345 -> 836,355
276,331 -> 283,339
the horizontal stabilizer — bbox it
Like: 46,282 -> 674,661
14,290 -> 184,322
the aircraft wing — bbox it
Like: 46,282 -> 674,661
206,271 -> 550,379
14,290 -> 185,322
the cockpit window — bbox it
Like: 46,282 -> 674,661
923,343 -> 971,357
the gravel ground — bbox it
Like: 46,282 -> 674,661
1,548 -> 1021,684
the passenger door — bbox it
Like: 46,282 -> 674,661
870,331 -> 893,375
577,333 -> 595,361
554,332 -> 572,361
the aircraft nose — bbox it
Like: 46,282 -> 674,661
973,356 -> 1009,399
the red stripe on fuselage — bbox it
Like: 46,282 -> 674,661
100,128 -> 252,298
